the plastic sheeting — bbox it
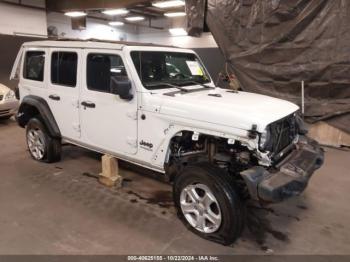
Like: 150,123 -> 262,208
186,0 -> 350,132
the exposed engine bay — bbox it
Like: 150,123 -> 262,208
166,114 -> 303,177
164,113 -> 324,203
165,131 -> 260,178
164,114 -> 304,194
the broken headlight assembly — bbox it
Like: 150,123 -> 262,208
259,127 -> 271,152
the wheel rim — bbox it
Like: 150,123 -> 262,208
27,128 -> 45,160
180,183 -> 222,233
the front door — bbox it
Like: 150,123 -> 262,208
79,49 -> 138,155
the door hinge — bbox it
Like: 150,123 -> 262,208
72,100 -> 80,108
72,123 -> 81,133
126,137 -> 137,148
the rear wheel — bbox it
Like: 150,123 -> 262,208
173,163 -> 245,245
26,117 -> 61,163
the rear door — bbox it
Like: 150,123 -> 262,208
46,48 -> 81,140
79,49 -> 138,155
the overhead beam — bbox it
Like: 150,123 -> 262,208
86,14 -> 164,30
129,8 -> 163,18
46,0 -> 150,12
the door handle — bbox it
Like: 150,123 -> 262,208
81,101 -> 96,109
49,94 -> 60,101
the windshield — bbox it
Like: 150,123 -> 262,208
130,51 -> 211,90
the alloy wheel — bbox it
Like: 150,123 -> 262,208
27,128 -> 45,160
180,183 -> 222,233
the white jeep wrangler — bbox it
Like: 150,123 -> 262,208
11,40 -> 324,245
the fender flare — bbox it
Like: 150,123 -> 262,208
17,95 -> 61,138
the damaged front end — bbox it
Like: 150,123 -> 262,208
241,115 -> 324,203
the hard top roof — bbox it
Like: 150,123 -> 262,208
22,38 -> 181,50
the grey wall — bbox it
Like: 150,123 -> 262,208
0,34 -> 40,90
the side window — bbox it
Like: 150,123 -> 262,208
51,52 -> 78,87
23,51 -> 45,81
87,53 -> 128,93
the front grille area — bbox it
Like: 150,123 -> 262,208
268,114 -> 297,156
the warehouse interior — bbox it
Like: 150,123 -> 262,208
0,0 -> 350,258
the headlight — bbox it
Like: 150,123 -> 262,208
259,128 -> 270,151
5,90 -> 15,100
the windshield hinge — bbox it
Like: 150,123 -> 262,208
72,123 -> 81,133
127,137 -> 138,148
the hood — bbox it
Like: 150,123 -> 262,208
154,88 -> 299,132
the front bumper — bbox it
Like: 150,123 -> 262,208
0,100 -> 18,117
241,136 -> 324,202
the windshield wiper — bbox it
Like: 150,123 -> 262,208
144,82 -> 190,92
179,80 -> 212,88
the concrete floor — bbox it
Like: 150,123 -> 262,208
0,118 -> 350,255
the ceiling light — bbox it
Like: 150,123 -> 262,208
103,9 -> 129,15
64,11 -> 86,17
109,21 -> 124,26
169,27 -> 188,36
164,12 -> 186,17
152,0 -> 185,8
125,16 -> 145,21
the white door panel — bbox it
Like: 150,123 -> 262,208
79,49 -> 138,155
46,48 -> 81,139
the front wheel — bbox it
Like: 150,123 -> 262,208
173,163 -> 245,245
26,117 -> 61,163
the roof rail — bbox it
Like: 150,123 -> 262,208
47,36 -> 177,48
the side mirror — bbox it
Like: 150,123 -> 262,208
110,77 -> 133,100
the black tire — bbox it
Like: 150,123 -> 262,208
26,117 -> 61,163
173,163 -> 245,245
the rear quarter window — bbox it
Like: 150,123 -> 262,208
23,51 -> 45,81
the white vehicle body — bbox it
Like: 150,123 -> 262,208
11,40 -> 298,173
0,83 -> 18,118
12,40 -> 324,244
